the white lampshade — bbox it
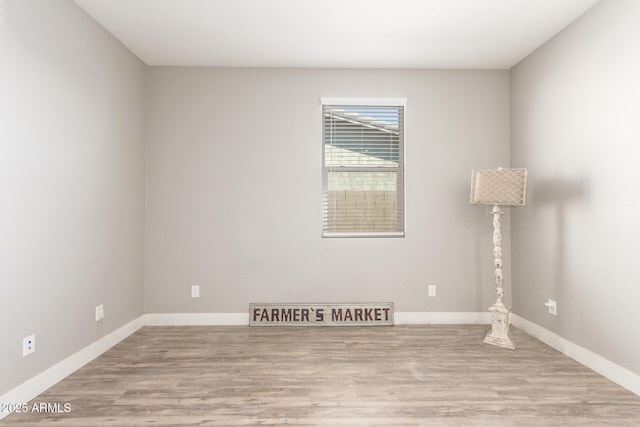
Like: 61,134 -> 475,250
470,168 -> 527,206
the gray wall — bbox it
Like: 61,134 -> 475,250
145,67 -> 511,314
511,0 -> 640,375
0,0 -> 147,395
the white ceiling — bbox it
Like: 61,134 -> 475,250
73,0 -> 600,69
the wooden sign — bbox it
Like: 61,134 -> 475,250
249,303 -> 394,327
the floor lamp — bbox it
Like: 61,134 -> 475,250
470,167 -> 527,350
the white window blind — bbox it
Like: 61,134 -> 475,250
322,100 -> 405,237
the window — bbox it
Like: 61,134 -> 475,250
321,98 -> 406,237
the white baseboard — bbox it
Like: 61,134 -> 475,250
0,316 -> 146,420
395,311 -> 491,324
511,314 -> 640,397
144,312 -> 491,326
143,312 -> 249,326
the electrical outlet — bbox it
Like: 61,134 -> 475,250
95,304 -> 104,321
191,285 -> 200,298
545,299 -> 557,316
23,334 -> 35,357
428,285 -> 437,297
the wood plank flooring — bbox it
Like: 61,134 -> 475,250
3,325 -> 640,426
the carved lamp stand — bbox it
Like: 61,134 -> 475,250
470,168 -> 527,350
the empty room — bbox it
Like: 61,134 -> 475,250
1,0 -> 640,425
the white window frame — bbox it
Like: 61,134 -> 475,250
321,97 -> 407,238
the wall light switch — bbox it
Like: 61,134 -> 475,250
545,299 -> 557,316
191,285 -> 200,298
428,285 -> 437,297
95,304 -> 104,321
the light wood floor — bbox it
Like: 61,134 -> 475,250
3,325 -> 640,426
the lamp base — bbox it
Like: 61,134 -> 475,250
483,304 -> 516,350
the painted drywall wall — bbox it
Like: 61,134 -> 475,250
145,67 -> 511,314
511,0 -> 640,374
0,0 -> 146,395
